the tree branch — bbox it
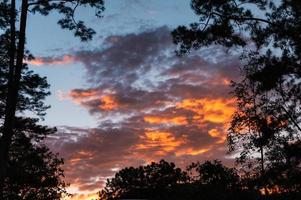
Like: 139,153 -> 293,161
211,11 -> 274,26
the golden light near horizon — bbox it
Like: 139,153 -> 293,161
63,192 -> 99,200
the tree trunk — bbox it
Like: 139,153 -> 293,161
0,0 -> 28,196
259,137 -> 268,194
0,0 -> 16,195
260,145 -> 264,176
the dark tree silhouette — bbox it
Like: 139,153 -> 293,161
0,33 -> 67,199
187,160 -> 239,188
99,160 -> 262,200
3,129 -> 67,199
0,0 -> 105,194
228,68 -> 301,194
99,160 -> 188,200
172,0 -> 301,194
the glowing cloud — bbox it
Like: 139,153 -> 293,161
176,98 -> 235,124
136,130 -> 187,156
63,190 -> 99,200
144,116 -> 188,125
98,95 -> 119,111
208,128 -> 226,144
175,147 -> 210,156
69,89 -> 99,99
68,89 -> 119,111
68,151 -> 94,166
28,55 -> 75,66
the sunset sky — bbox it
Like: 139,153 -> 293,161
26,0 -> 242,199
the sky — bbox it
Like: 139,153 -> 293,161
25,0 -> 242,199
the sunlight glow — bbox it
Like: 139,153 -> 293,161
176,98 -> 235,124
98,95 -> 119,110
136,130 -> 187,155
28,55 -> 75,66
175,147 -> 210,156
144,115 -> 188,125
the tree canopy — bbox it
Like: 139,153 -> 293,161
29,0 -> 105,41
99,160 -> 188,200
99,160 -> 263,200
0,0 -> 105,198
0,31 -> 67,199
172,0 -> 301,192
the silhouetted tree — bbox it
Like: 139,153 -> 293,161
172,0 -> 301,194
188,160 -> 261,200
3,128 -> 67,199
99,160 -> 262,200
0,0 -> 105,194
187,160 -> 239,188
0,31 -> 67,198
99,160 -> 188,200
227,69 -> 301,193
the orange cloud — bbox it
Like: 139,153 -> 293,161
175,147 -> 210,156
222,78 -> 231,86
208,128 -> 226,144
68,89 -> 99,105
98,95 -> 118,111
144,116 -> 188,125
208,128 -> 220,137
28,55 -> 75,66
176,98 -> 235,125
122,98 -> 235,157
173,98 -> 235,144
135,129 -> 214,158
68,89 -> 119,111
69,151 -> 94,166
69,89 -> 98,100
136,130 -> 187,156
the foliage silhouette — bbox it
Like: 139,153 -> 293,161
99,160 -> 265,200
99,160 -> 188,200
0,32 -> 67,199
172,0 -> 301,194
187,160 -> 239,188
0,0 -> 105,196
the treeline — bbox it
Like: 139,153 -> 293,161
99,159 -> 301,200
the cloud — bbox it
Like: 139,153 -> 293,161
176,98 -> 235,125
47,127 -> 143,192
136,130 -> 187,156
46,26 -> 242,196
28,55 -> 75,66
144,115 -> 188,125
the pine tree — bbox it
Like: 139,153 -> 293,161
0,0 -> 105,195
0,32 -> 68,199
